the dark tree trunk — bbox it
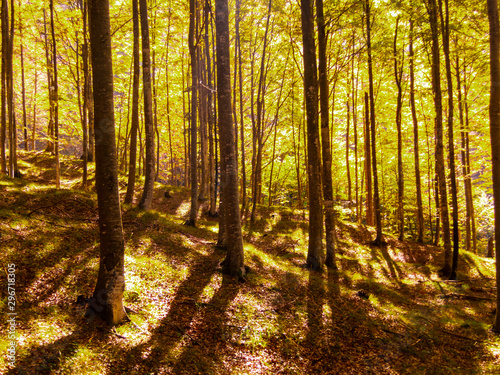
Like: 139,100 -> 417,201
20,21 -> 27,151
487,0 -> 500,333
394,16 -> 404,241
87,0 -> 128,326
138,0 -> 155,210
317,0 -> 336,268
364,92 -> 373,226
187,0 -> 198,226
366,0 -> 383,245
215,0 -> 245,277
124,0 -> 140,205
410,18 -> 424,243
301,0 -> 323,270
0,0 -> 5,174
427,0 -> 452,276
50,0 -> 60,188
438,0 -> 459,280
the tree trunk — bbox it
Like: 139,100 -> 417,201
43,8 -> 54,155
438,0 -> 460,280
301,0 -> 323,270
236,0 -> 246,213
346,101 -> 352,206
394,16 -> 404,241
50,0 -> 60,188
487,0 -> 500,333
317,0 -> 336,268
215,0 -> 245,277
87,0 -> 128,326
0,0 -> 5,174
124,0 -> 140,205
187,0 -> 198,226
138,0 -> 155,210
20,19 -> 27,151
366,0 -> 383,245
410,18 -> 424,243
427,0 -> 452,275
364,92 -> 373,226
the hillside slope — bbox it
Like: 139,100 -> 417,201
1,152 -> 499,374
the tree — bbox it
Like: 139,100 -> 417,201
87,0 -> 128,326
138,0 -> 155,210
487,0 -> 500,334
301,0 -> 323,270
186,0 -> 198,226
124,0 -> 140,205
317,0 -> 336,268
426,0 -> 452,276
366,0 -> 383,245
215,0 -> 246,278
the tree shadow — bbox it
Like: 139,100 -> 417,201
169,275 -> 241,374
107,249 -> 222,374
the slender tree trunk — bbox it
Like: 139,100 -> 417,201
366,0 -> 383,245
317,0 -> 336,268
455,50 -> 471,252
187,0 -> 198,225
464,86 -> 477,253
236,0 -> 246,213
301,0 -> 323,270
43,9 -> 54,155
438,0 -> 459,280
427,0 -> 452,275
124,0 -> 140,205
486,0 -> 500,333
31,63 -> 37,151
50,0 -> 60,188
0,0 -> 5,174
138,0 -> 155,210
20,19 -> 27,151
410,18 -> 424,243
215,0 -> 246,278
346,101 -> 352,205
394,16 -> 404,241
364,92 -> 373,226
87,0 -> 128,326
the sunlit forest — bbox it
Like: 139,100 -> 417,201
2,0 -> 500,373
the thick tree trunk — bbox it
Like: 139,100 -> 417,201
124,0 -> 140,205
88,0 -> 128,326
215,0 -> 245,277
487,0 -> 500,333
138,0 -> 155,210
301,0 -> 323,270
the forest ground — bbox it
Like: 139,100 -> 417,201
1,151 -> 500,374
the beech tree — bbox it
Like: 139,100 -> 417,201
487,0 -> 500,334
215,0 -> 246,278
301,0 -> 323,270
87,0 -> 128,326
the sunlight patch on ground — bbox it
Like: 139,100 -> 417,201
200,273 -> 222,303
175,201 -> 191,217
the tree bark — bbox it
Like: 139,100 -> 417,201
410,18 -> 424,243
215,0 -> 246,278
50,0 -> 60,188
366,0 -> 383,245
88,0 -> 128,326
301,0 -> 323,270
364,92 -> 373,226
138,0 -> 155,210
124,0 -> 140,205
427,0 -> 452,275
187,0 -> 198,226
486,0 -> 500,333
317,0 -> 336,268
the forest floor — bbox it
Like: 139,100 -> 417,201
1,151 -> 500,374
